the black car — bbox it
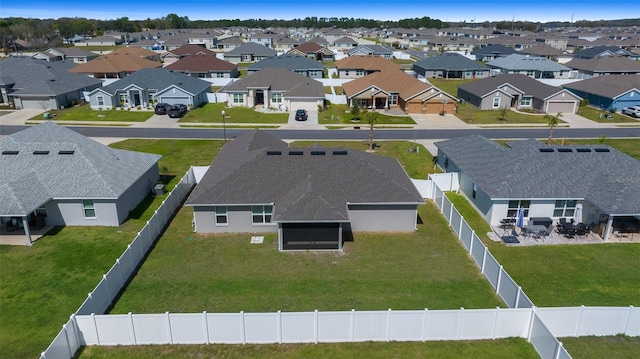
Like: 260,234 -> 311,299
154,103 -> 172,115
294,109 -> 308,121
167,104 -> 188,118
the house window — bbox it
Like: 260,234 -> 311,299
215,206 -> 228,225
119,94 -> 128,105
82,200 -> 96,219
389,94 -> 398,105
309,71 -> 318,77
472,183 -> 477,199
148,93 -> 156,103
252,205 -> 273,224
507,200 -> 530,218
554,200 -> 577,217
493,97 -> 501,108
356,99 -> 368,108
216,72 -> 225,78
527,70 -> 535,76
520,96 -> 532,106
345,71 -> 350,76
271,93 -> 283,103
97,96 -> 104,106
233,94 -> 243,104
356,70 -> 364,76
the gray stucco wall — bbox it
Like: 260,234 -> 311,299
458,172 -> 493,223
192,205 -> 278,233
48,199 -> 120,226
89,92 -> 115,110
116,165 -> 159,224
347,204 -> 418,231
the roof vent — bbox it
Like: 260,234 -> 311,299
539,148 -> 554,152
33,150 -> 50,155
58,150 -> 75,155
332,150 -> 348,155
2,150 -> 19,155
266,150 -> 282,155
557,148 -> 573,153
288,150 -> 303,155
576,148 -> 591,153
311,150 -> 326,155
594,148 -> 610,153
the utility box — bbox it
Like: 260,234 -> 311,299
153,184 -> 165,196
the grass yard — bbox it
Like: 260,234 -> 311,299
454,103 -> 561,125
178,103 -> 288,124
560,335 -> 640,359
578,105 -> 640,124
427,78 -> 477,98
28,103 -> 152,122
76,338 -> 539,359
318,104 -> 415,125
110,201 -> 503,314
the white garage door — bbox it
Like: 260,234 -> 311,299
160,97 -> 189,105
288,100 -> 318,112
547,101 -> 576,114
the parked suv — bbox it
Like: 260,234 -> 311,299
621,106 -> 640,118
154,103 -> 172,115
167,104 -> 188,118
294,109 -> 308,121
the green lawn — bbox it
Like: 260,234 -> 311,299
28,103 -> 152,122
427,78 -> 477,98
76,338 -> 538,359
561,336 -> 640,359
318,104 -> 415,125
577,105 -> 640,124
178,103 -> 288,124
454,103 -> 562,125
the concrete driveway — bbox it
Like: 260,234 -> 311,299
282,110 -> 324,129
0,109 -> 44,126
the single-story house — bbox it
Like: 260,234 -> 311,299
69,47 -> 162,79
31,47 -> 99,63
457,74 -> 581,114
223,42 -> 277,64
86,68 -> 212,109
0,57 -> 102,110
247,54 -> 324,78
79,35 -> 122,47
572,46 -> 639,60
487,54 -> 572,79
334,55 -> 400,79
564,57 -> 640,79
161,44 -> 216,66
287,41 -> 335,61
185,130 -> 424,250
342,68 -> 458,114
562,75 -> 640,112
471,44 -> 517,62
0,122 -> 161,244
215,36 -> 245,52
165,54 -> 239,78
434,135 -> 640,241
220,67 -> 325,112
347,45 -> 394,59
412,52 -> 491,79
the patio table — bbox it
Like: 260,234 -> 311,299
523,224 -> 548,239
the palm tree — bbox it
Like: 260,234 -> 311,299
545,112 -> 562,143
365,110 -> 380,152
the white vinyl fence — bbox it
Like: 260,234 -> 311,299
40,168 -> 197,359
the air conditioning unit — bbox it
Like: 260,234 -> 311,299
153,184 -> 165,196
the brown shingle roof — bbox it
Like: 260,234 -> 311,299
165,55 -> 237,72
70,49 -> 161,74
343,69 -> 431,99
335,55 -> 400,72
168,44 -> 215,57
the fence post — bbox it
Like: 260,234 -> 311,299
277,310 -> 282,344
421,308 -> 428,341
469,233 -> 474,254
165,312 -> 173,344
440,191 -> 445,212
491,307 -> 499,339
63,323 -> 72,358
458,216 -> 464,239
350,309 -> 356,342
128,312 -> 137,345
102,274 -> 110,310
554,341 -> 564,359
481,247 -> 488,274
314,309 -> 318,344
623,306 -> 634,335
575,305 -> 585,336
92,313 -> 101,345
515,286 -> 522,308
116,258 -> 124,287
70,314 -> 81,349
203,311 -> 210,345
241,311 -> 246,344
456,308 -> 464,339
448,203 -> 453,225
526,306 -> 537,342
386,308 -> 391,342
128,243 -> 135,269
496,265 -> 503,294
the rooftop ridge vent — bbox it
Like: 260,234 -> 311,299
576,148 -> 592,153
594,148 -> 610,152
311,150 -> 326,155
33,150 -> 50,155
332,150 -> 348,155
58,150 -> 75,155
266,150 -> 282,156
557,148 -> 573,152
288,150 -> 303,155
2,150 -> 19,155
539,148 -> 554,152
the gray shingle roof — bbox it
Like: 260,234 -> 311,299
0,57 -> 102,96
248,54 -> 323,72
563,75 -> 640,99
435,135 -> 640,215
0,122 -> 161,216
99,68 -> 211,95
471,44 -> 517,57
413,52 -> 488,71
225,42 -> 277,56
458,74 -> 571,100
487,54 -> 571,72
186,131 -> 423,221
222,68 -> 324,98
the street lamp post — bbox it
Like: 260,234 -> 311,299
221,110 -> 227,142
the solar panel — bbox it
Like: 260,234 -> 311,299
332,150 -> 348,155
288,151 -> 303,155
33,150 -> 50,155
311,151 -> 326,155
2,150 -> 19,155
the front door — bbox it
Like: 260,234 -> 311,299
255,90 -> 264,106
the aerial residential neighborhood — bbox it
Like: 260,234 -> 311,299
0,8 -> 639,359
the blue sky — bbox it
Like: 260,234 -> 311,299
2,0 -> 638,23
